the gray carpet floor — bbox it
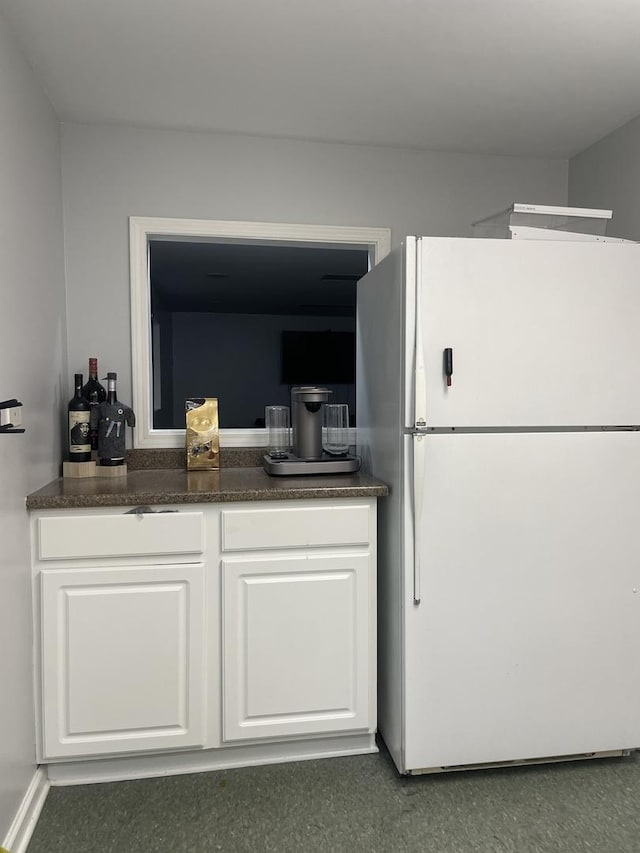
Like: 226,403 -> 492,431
26,747 -> 640,853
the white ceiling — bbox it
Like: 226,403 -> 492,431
3,0 -> 640,158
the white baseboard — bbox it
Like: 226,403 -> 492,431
2,768 -> 50,853
47,733 -> 378,786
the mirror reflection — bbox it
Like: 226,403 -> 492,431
150,240 -> 368,429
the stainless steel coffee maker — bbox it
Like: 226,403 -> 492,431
263,386 -> 360,476
291,386 -> 330,459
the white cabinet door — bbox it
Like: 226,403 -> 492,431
223,553 -> 371,742
41,563 -> 206,759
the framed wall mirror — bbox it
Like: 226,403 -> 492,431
130,218 -> 391,448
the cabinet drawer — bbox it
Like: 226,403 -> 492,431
38,512 -> 204,561
221,504 -> 370,552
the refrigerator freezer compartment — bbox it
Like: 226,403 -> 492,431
409,238 -> 640,429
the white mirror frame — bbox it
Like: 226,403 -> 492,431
130,216 -> 391,448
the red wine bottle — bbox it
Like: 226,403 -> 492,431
82,358 -> 106,451
68,373 -> 91,462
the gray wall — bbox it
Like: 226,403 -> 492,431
569,114 -> 640,240
171,312 -> 355,428
61,122 -> 568,410
0,11 -> 66,842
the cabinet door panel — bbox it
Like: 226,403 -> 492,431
223,554 -> 371,741
41,563 -> 206,759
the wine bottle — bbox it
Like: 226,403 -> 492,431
82,358 -> 106,451
95,372 -> 135,466
68,373 -> 91,462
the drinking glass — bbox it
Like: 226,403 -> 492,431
265,406 -> 290,458
323,403 -> 350,456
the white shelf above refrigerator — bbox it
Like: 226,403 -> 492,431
471,202 -> 619,241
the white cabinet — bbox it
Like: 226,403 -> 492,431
219,501 -> 376,744
222,553 -> 371,742
32,498 -> 377,768
40,562 -> 206,758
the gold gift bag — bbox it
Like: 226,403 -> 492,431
185,398 -> 220,470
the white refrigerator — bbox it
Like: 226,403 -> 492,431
357,236 -> 640,774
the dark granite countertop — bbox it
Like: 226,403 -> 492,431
26,467 -> 389,510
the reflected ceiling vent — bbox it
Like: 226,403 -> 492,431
320,274 -> 361,282
300,303 -> 350,309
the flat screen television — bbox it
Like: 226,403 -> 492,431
281,330 -> 355,385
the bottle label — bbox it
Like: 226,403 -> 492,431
69,411 -> 91,453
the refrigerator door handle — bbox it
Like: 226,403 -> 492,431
412,433 -> 426,605
444,347 -> 453,387
414,239 -> 426,427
